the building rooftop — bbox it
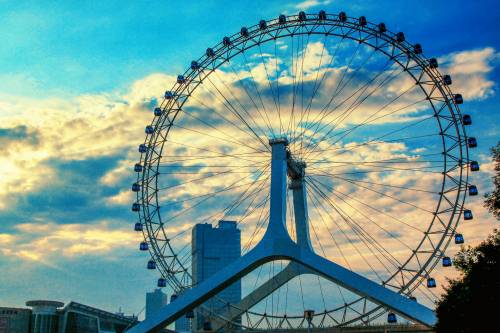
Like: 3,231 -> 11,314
25,300 -> 64,308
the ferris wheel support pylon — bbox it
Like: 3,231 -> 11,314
126,139 -> 437,333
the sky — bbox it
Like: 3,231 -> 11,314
0,0 -> 499,325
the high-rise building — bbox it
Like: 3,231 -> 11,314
191,221 -> 241,331
145,289 -> 168,321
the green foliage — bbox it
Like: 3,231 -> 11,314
484,141 -> 500,220
435,230 -> 500,332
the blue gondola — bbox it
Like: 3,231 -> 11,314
442,256 -> 452,267
164,91 -> 174,99
339,12 -> 347,22
132,183 -> 141,192
171,294 -> 178,302
378,23 -> 387,33
154,107 -> 162,116
443,75 -> 452,85
470,161 -> 480,171
358,16 -> 367,26
134,222 -> 143,231
203,321 -> 212,331
387,312 -> 397,323
429,58 -> 438,69
132,203 -> 140,212
279,14 -> 287,24
138,144 -> 148,153
468,185 -> 478,196
140,242 -> 148,251
157,278 -> 167,287
222,36 -> 231,46
177,75 -> 186,84
319,10 -> 327,21
190,61 -> 199,70
396,32 -> 405,43
414,43 -> 422,54
147,260 -> 156,270
464,209 -> 473,220
240,27 -> 249,37
298,11 -> 306,21
427,277 -> 436,288
467,137 -> 477,148
259,20 -> 267,30
462,114 -> 472,125
186,310 -> 194,319
454,94 -> 464,104
134,163 -> 143,172
206,48 -> 215,58
455,233 -> 465,244
145,126 -> 154,134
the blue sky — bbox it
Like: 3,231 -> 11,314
1,0 -> 499,323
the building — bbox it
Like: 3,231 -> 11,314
0,307 -> 31,333
0,300 -> 158,333
191,221 -> 241,331
145,289 -> 168,321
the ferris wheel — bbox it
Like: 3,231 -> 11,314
130,10 -> 479,332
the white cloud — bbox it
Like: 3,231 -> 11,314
294,0 -> 332,11
0,220 -> 139,262
1,41 -> 497,302
439,47 -> 498,100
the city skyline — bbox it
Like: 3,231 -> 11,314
1,0 -> 499,322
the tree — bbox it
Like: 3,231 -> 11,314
435,229 -> 500,332
484,141 -> 500,220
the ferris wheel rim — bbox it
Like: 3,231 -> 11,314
134,10 -> 472,326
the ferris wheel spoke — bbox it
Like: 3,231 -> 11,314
177,108 -> 267,154
308,157 -> 444,167
186,94 -> 270,150
273,39 -> 283,134
160,174 -> 269,224
308,175 -> 421,249
304,98 -> 429,157
296,41 -> 371,142
219,60 -> 276,137
308,176 -> 427,234
314,96 -> 427,158
220,174 -> 270,223
296,31 -> 311,156
313,173 -> 437,196
156,165 -> 267,192
307,133 -> 439,161
204,74 -> 271,151
303,62 -> 403,156
296,34 -> 344,155
308,206 -> 347,307
298,46 -> 389,149
311,171 -> 435,214
257,43 -> 282,133
161,139 -> 269,164
241,50 -> 278,137
198,170 -> 271,227
308,192 -> 353,271
304,81 -> 422,160
329,115 -> 436,158
156,153 -> 267,164
308,181 -> 406,290
308,163 -> 444,176
306,180 -> 391,282
308,177 -> 407,270
308,179 -> 395,276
